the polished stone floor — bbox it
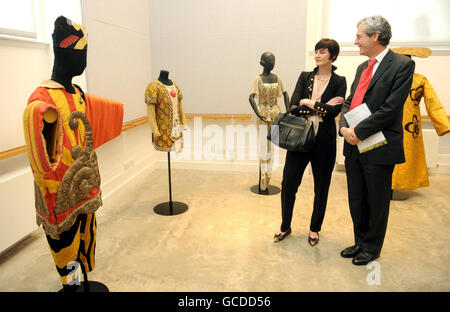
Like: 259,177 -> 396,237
0,164 -> 449,292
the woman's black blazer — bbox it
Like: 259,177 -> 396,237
290,66 -> 347,139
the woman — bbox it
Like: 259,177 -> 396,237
274,38 -> 347,246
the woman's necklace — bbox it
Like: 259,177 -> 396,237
312,75 -> 329,103
316,75 -> 330,81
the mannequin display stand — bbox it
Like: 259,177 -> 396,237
58,281 -> 109,293
249,52 -> 287,197
153,152 -> 188,216
250,184 -> 280,195
58,263 -> 109,292
250,169 -> 281,195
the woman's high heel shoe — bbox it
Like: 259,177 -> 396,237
308,232 -> 319,246
273,228 -> 291,242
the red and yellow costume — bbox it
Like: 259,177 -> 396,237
24,80 -> 123,237
23,80 -> 123,284
23,16 -> 123,286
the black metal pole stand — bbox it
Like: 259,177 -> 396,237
153,152 -> 188,215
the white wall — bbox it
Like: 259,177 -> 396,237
148,0 -> 308,115
0,154 -> 36,253
0,38 -> 51,151
82,0 -> 152,123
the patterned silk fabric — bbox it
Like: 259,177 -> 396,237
392,73 -> 450,190
46,213 -> 97,285
145,80 -> 187,152
23,80 -> 123,238
255,75 -> 283,123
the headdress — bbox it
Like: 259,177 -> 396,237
52,16 -> 87,50
391,47 -> 431,58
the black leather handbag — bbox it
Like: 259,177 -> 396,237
267,108 -> 316,152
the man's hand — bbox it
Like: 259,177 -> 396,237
340,126 -> 360,145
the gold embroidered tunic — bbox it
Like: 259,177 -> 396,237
250,75 -> 286,123
392,73 -> 450,190
23,80 -> 123,286
145,80 -> 187,152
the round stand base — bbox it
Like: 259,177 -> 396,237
250,184 -> 281,195
58,281 -> 109,292
153,201 -> 189,216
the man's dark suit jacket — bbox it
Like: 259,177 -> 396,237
339,49 -> 415,165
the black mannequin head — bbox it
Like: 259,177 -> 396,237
51,16 -> 88,93
158,70 -> 173,85
51,48 -> 87,80
260,52 -> 275,72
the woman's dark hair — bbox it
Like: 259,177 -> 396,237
315,38 -> 340,62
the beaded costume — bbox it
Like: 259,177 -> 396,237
145,80 -> 187,152
250,75 -> 286,191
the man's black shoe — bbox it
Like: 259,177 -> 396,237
340,245 -> 362,258
352,251 -> 380,266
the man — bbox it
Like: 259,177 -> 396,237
339,16 -> 415,265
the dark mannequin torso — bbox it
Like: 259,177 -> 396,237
51,48 -> 87,94
158,70 -> 173,86
259,72 -> 278,84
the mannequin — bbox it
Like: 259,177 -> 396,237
390,47 -> 450,198
249,52 -> 289,117
145,70 -> 187,152
145,70 -> 189,215
249,52 -> 289,192
23,16 -> 123,292
51,47 -> 86,93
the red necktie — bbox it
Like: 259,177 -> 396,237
350,58 -> 377,110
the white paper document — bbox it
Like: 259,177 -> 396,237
344,103 -> 387,153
